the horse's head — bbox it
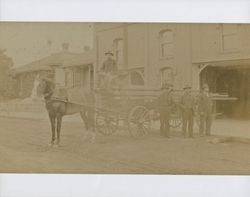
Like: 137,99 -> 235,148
37,77 -> 54,98
37,78 -> 46,97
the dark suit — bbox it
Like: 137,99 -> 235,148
158,91 -> 174,137
180,92 -> 196,137
197,92 -> 213,136
100,58 -> 117,89
101,58 -> 117,74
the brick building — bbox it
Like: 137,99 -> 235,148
94,23 -> 193,90
94,23 -> 250,117
192,23 -> 250,117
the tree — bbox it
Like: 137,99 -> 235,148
0,49 -> 17,100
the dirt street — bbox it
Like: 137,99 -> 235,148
0,116 -> 250,175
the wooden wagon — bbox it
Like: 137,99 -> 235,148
94,88 -> 159,137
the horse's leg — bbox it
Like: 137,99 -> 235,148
88,110 -> 96,143
80,111 -> 89,141
90,126 -> 96,143
80,111 -> 89,130
48,112 -> 56,145
56,113 -> 63,146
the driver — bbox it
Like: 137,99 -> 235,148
99,51 -> 117,89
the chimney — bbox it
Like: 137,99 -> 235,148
62,42 -> 69,52
84,45 -> 90,52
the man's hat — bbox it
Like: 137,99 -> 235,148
202,84 -> 209,89
105,51 -> 114,56
183,84 -> 192,90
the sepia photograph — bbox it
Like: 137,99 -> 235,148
1,22 -> 250,175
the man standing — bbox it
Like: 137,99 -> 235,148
180,85 -> 196,138
198,84 -> 213,136
101,51 -> 117,73
158,83 -> 174,138
99,51 -> 117,89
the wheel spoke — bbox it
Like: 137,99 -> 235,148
96,113 -> 118,136
128,106 -> 151,138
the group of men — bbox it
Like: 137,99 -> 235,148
158,83 -> 213,138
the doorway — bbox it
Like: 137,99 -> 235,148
200,66 -> 250,118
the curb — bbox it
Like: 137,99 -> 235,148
225,136 -> 250,144
207,135 -> 250,145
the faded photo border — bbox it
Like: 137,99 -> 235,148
1,0 -> 250,197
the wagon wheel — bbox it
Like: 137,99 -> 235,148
169,105 -> 182,128
96,112 -> 119,136
127,106 -> 151,138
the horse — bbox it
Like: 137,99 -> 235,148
37,77 -> 96,146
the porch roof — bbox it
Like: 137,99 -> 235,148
11,51 -> 92,74
62,50 -> 94,68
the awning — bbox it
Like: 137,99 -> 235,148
194,58 -> 250,69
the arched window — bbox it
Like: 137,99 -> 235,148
160,67 -> 173,86
113,38 -> 124,66
159,29 -> 174,58
130,70 -> 144,86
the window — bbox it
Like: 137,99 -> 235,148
65,70 -> 73,87
130,69 -> 144,86
159,29 -> 174,58
73,67 -> 83,87
160,67 -> 173,86
222,24 -> 239,51
113,38 -> 124,66
55,67 -> 65,86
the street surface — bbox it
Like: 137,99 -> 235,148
1,116 -> 250,174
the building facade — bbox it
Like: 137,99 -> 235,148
12,66 -> 54,99
94,23 -> 250,117
12,46 -> 94,98
94,23 -> 193,90
192,23 -> 250,116
62,49 -> 94,90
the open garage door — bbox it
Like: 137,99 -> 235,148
200,66 -> 250,118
